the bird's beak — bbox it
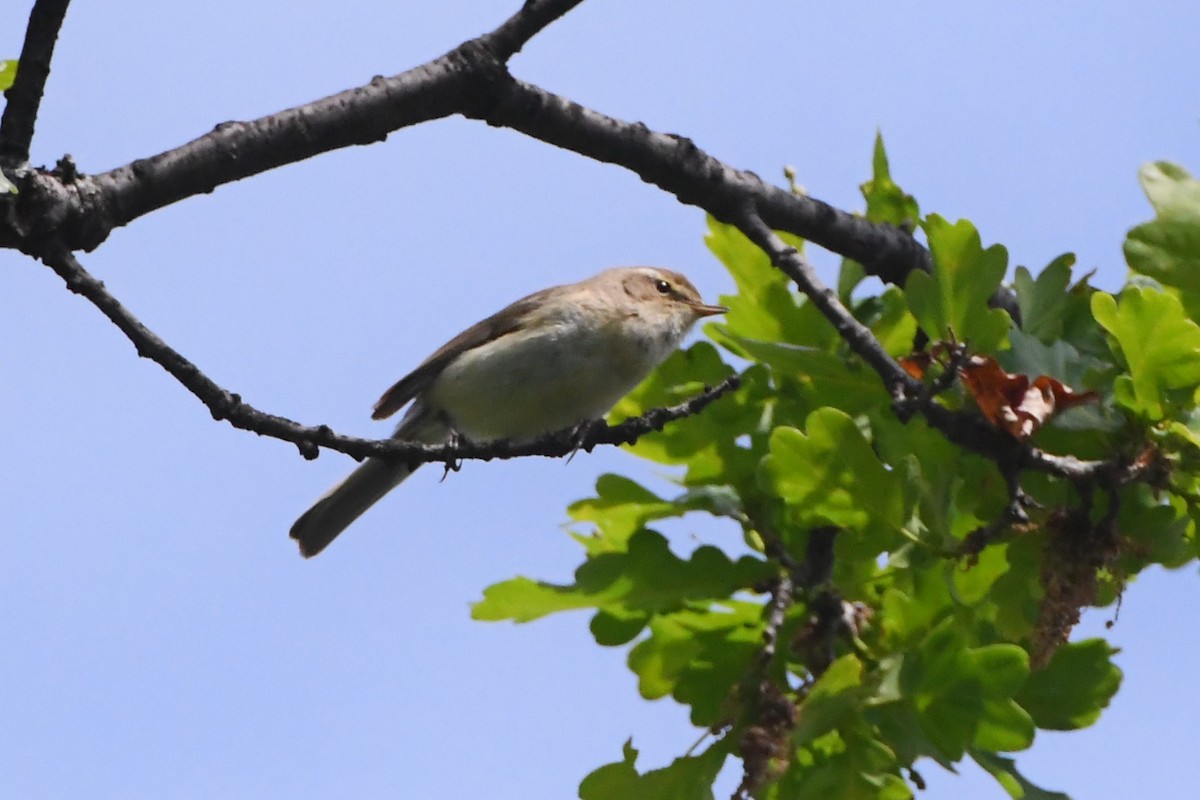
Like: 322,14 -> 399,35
690,301 -> 729,318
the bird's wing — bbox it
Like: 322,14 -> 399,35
370,287 -> 554,420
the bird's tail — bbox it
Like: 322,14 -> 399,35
289,457 -> 416,558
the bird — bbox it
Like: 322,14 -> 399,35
289,266 -> 726,557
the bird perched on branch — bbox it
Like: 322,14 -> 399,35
290,266 -> 726,557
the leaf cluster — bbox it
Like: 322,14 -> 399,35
473,138 -> 1200,799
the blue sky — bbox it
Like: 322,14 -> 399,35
3,1 -> 1199,798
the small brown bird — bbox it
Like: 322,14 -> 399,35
290,266 -> 726,557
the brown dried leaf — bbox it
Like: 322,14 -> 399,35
958,355 -> 1097,440
899,353 -> 932,380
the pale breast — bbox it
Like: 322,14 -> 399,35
427,311 -> 678,442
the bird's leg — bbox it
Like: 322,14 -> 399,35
566,417 -> 606,464
440,427 -> 465,482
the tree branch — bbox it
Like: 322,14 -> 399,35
90,58 -> 472,242
730,201 -> 1159,496
0,0 -> 72,166
478,0 -> 587,61
1,0 -> 932,292
39,239 -> 737,463
733,207 -> 918,391
483,78 -> 932,284
9,0 -> 1147,497
0,0 -> 548,251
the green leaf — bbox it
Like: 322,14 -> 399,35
0,61 -> 19,194
759,408 -> 905,535
973,698 -> 1035,752
1001,330 -> 1091,389
589,607 -> 651,646
608,341 -> 745,467
1124,162 -> 1200,321
626,603 -> 762,725
611,341 -> 733,423
0,59 -> 16,91
794,654 -> 866,744
951,543 -> 1010,606
904,624 -> 978,761
873,415 -> 1005,546
705,216 -> 832,346
1013,255 -> 1075,343
471,529 -> 771,623
860,131 -> 919,227
568,474 -> 685,554
471,575 -> 608,622
717,333 -> 888,414
869,696 -> 956,773
1016,639 -> 1122,730
1116,486 -> 1192,568
880,579 -> 952,651
989,534 -> 1045,641
579,740 -> 727,800
868,286 -> 920,357
971,750 -> 1071,800
968,645 -> 1030,697
908,622 -> 1031,760
906,215 -> 1011,352
1052,270 -> 1110,360
838,258 -> 868,303
1092,287 -> 1200,420
767,728 -> 912,800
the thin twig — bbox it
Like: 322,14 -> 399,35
4,2 -> 1155,502
758,574 -> 794,667
0,0 -> 72,166
39,239 -> 738,462
794,528 -> 844,678
479,0 -> 586,61
734,204 -> 1155,489
960,470 -> 1035,557
733,207 -> 918,392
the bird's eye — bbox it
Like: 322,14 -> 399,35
655,279 -> 672,294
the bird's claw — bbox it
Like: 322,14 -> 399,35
566,418 -> 605,464
440,428 -> 465,481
